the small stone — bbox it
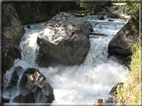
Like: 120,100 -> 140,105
108,19 -> 114,21
93,98 -> 103,106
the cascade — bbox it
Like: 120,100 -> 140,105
3,15 -> 128,105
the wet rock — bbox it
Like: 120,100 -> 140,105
2,45 -> 21,75
109,82 -> 124,95
97,15 -> 105,20
108,19 -> 114,21
2,66 -> 24,103
105,97 -> 114,103
107,13 -> 119,18
37,12 -> 92,67
26,25 -> 31,29
13,68 -> 54,103
10,66 -> 24,87
13,93 -> 35,103
2,98 -> 10,103
2,3 -> 25,74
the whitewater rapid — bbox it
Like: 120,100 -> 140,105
3,15 -> 128,105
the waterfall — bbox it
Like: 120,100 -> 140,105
20,23 -> 46,67
3,15 -> 128,105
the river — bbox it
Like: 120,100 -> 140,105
3,15 -> 128,105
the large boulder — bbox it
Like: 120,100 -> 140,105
2,3 -> 25,74
37,12 -> 93,67
13,68 -> 54,103
108,10 -> 139,59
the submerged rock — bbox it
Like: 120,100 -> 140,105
9,66 -> 24,87
2,98 -> 10,103
97,15 -> 105,20
37,12 -> 93,67
13,68 -> 54,103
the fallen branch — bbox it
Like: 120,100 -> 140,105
89,32 -> 107,36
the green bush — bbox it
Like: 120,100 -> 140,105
76,1 -> 108,15
115,43 -> 141,104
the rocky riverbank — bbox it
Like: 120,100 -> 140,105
2,3 -> 25,75
2,2 -> 140,104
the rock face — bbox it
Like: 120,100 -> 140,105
108,15 -> 139,57
2,3 -> 25,74
37,12 -> 92,67
13,68 -> 54,103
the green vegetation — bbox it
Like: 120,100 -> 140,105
76,1 -> 110,15
76,2 -> 141,105
75,2 -> 139,19
123,3 -> 139,15
115,43 -> 141,104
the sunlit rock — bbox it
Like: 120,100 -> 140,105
37,12 -> 93,67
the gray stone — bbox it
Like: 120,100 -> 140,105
37,12 -> 93,67
108,20 -> 139,56
13,68 -> 54,103
97,15 -> 105,20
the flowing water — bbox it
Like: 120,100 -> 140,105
3,15 -> 128,105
